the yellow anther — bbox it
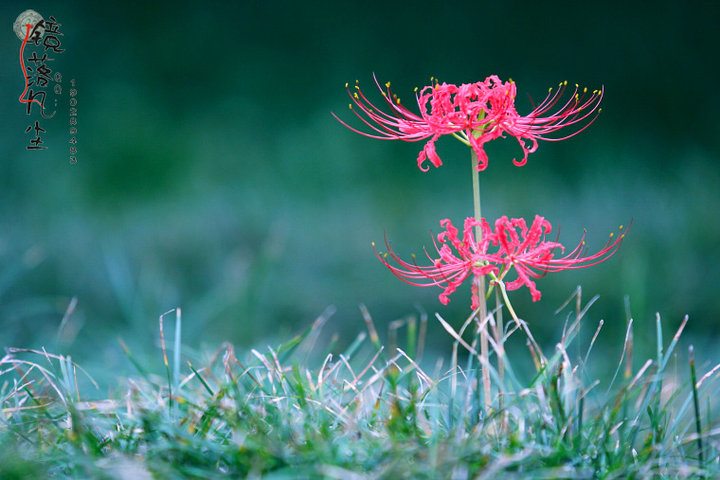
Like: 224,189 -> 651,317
354,93 -> 359,99
619,225 -> 624,229
609,232 -> 614,238
582,241 -> 586,246
583,87 -> 588,93
396,98 -> 401,104
548,87 -> 553,92
575,83 -> 579,88
384,253 -> 388,258
381,92 -> 387,97
385,82 -> 391,88
414,87 -> 418,92
348,104 -> 353,109
345,82 -> 349,88
371,241 -> 376,247
563,80 -> 568,86
598,108 -> 602,113
411,253 -> 416,259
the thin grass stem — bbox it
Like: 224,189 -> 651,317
689,345 -> 704,466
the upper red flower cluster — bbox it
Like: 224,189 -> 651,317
375,216 -> 627,306
335,75 -> 603,171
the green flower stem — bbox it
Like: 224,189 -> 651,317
490,271 -> 546,367
471,148 -> 491,412
495,288 -> 504,391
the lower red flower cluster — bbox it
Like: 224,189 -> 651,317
374,216 -> 628,306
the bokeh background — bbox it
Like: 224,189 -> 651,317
1,1 -> 719,379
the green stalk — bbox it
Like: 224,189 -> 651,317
495,288 -> 504,402
490,272 -> 545,366
471,148 -> 491,412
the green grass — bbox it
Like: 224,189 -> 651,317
2,292 -> 719,479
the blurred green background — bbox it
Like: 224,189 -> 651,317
1,1 -> 719,375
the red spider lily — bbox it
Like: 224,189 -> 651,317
374,217 -> 499,309
334,75 -> 603,172
492,216 -> 628,301
375,216 -> 628,305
